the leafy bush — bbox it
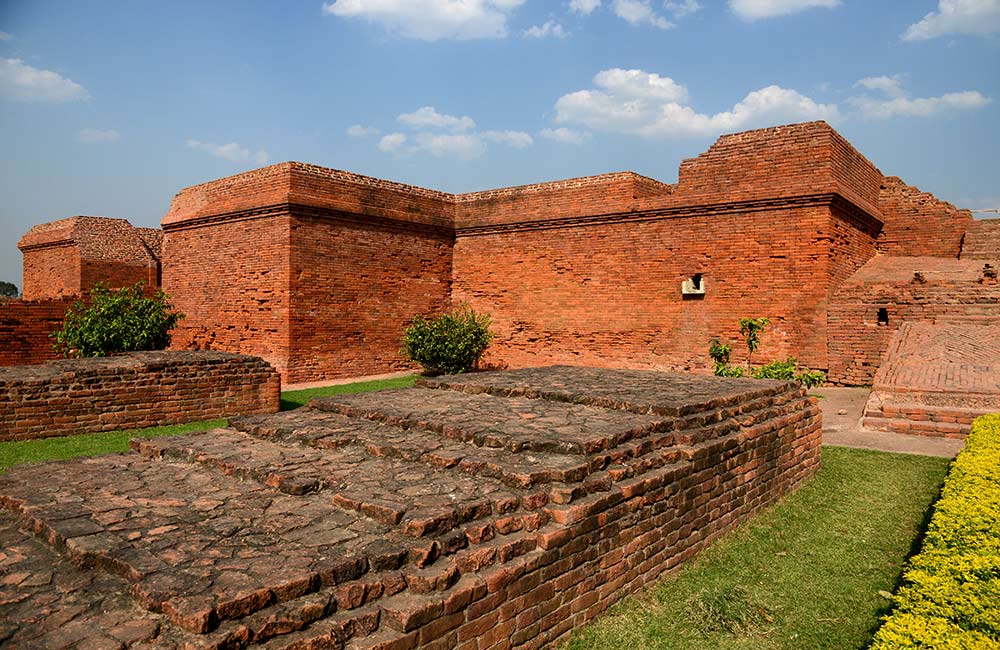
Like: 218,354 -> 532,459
751,357 -> 797,381
870,414 -> 1000,650
401,305 -> 494,375
709,338 -> 744,377
52,282 -> 183,358
710,323 -> 825,387
0,280 -> 17,298
738,317 -> 770,370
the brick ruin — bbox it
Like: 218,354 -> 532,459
0,366 -> 821,649
7,121 -> 1000,389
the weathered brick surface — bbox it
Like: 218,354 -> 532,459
862,320 -> 1000,438
877,177 -> 972,258
0,297 -> 72,366
0,367 -> 821,648
827,256 -> 1000,385
18,216 -> 161,300
961,217 -> 1000,260
0,351 -> 280,441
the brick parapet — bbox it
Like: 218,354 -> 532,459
961,218 -> 1000,260
0,298 -> 73,367
0,351 -> 280,441
877,177 -> 973,258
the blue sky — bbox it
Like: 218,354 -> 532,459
1,0 -> 999,289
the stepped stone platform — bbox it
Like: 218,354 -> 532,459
0,366 -> 821,650
863,320 -> 1000,438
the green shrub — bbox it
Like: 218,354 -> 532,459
52,282 -> 183,358
870,413 -> 1000,650
401,305 -> 494,375
751,357 -> 797,381
709,338 -> 745,377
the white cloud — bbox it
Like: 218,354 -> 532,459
854,75 -> 907,99
186,139 -> 269,165
322,0 -> 525,41
554,69 -> 839,138
613,0 -> 673,29
0,58 -> 89,103
77,128 -> 120,144
539,127 -> 589,145
729,0 -> 839,21
847,77 -> 990,119
378,132 -> 408,153
665,0 -> 702,17
569,0 -> 602,14
481,130 -> 534,147
347,124 -> 380,137
0,31 -> 12,41
523,21 -> 568,38
414,132 -> 485,158
902,0 -> 1000,41
594,68 -> 689,102
398,106 -> 476,132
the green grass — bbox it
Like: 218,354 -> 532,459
0,419 -> 227,471
280,374 -> 417,410
0,373 -> 418,472
564,446 -> 950,650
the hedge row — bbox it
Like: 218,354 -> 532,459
870,413 -> 1000,649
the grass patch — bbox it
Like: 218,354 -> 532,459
0,373 -> 419,471
0,419 -> 226,472
280,374 -> 417,410
564,446 -> 950,650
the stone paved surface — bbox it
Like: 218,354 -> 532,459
0,367 -> 818,649
863,320 -> 1000,437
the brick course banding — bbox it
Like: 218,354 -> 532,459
0,351 -> 280,441
0,366 -> 821,649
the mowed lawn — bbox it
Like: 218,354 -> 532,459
564,446 -> 950,650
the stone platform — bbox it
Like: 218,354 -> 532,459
863,320 -> 1000,438
0,366 -> 821,649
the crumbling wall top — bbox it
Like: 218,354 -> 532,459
18,216 -> 159,266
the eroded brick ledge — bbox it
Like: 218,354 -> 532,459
0,367 -> 821,649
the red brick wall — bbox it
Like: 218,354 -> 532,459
453,203 -> 837,374
877,177 -> 972,258
0,351 -> 280,441
827,257 -> 1000,385
454,173 -> 674,229
961,218 -> 1000,260
287,212 -> 453,383
0,298 -> 72,366
163,213 -> 293,377
20,245 -> 80,300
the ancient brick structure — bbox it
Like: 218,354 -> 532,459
0,351 -> 280,441
18,216 -> 162,300
0,296 -> 73,366
12,121 -> 996,385
0,366 -> 821,648
862,320 -> 999,437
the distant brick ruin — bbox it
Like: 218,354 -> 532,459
6,121 -> 999,392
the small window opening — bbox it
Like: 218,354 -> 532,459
691,273 -> 702,291
877,308 -> 889,326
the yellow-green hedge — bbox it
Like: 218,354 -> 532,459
870,413 -> 1000,649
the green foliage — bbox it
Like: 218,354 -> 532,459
738,317 -> 770,368
0,281 -> 17,298
685,585 -> 770,636
401,304 -> 494,375
52,282 -> 183,358
795,369 -> 827,389
751,357 -> 797,380
709,338 -> 745,377
871,414 -> 1000,650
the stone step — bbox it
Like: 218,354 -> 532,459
309,388 -> 671,456
134,429 -> 551,542
414,365 -> 793,416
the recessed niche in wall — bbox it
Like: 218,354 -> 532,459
682,273 -> 706,299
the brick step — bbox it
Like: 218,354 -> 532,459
0,455 -> 400,636
413,366 -> 793,417
134,429 -> 551,543
861,415 -> 970,438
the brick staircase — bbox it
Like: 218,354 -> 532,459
0,366 -> 821,649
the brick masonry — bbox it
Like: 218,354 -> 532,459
861,320 -> 1000,438
0,297 -> 73,366
0,351 -> 280,441
0,366 -> 821,648
11,121 -> 996,385
961,217 -> 1000,260
827,256 -> 1000,385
